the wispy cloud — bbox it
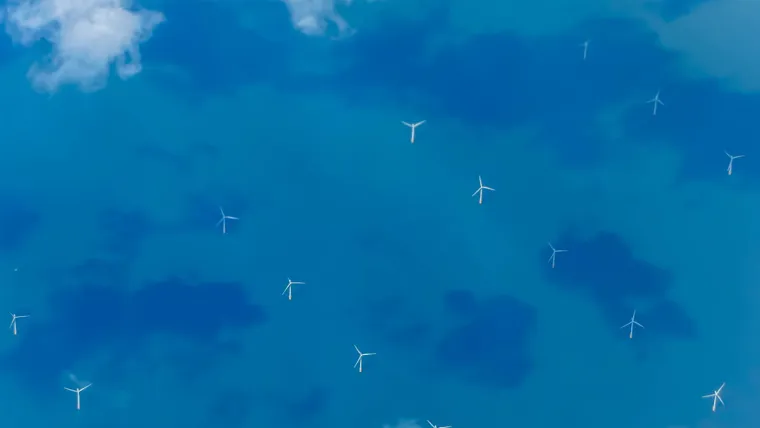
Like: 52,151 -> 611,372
645,1 -> 760,92
2,0 -> 164,92
283,0 -> 351,36
283,0 -> 378,37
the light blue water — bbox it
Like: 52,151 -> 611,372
0,1 -> 758,428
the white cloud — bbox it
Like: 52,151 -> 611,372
645,1 -> 760,92
2,0 -> 164,92
283,0 -> 374,37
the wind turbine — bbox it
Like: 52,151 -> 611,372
216,206 -> 239,234
428,421 -> 451,428
702,382 -> 726,412
9,312 -> 29,336
64,384 -> 92,410
725,151 -> 744,176
547,242 -> 568,269
620,310 -> 644,339
282,277 -> 305,301
647,90 -> 664,115
353,345 -> 375,373
471,175 -> 495,204
401,120 -> 425,144
579,39 -> 589,60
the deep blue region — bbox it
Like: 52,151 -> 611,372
0,192 -> 41,253
546,231 -> 672,301
205,387 -> 256,428
640,299 -> 697,340
370,289 -> 537,390
316,15 -> 674,168
66,257 -> 132,287
3,270 -> 267,394
365,295 -> 434,348
280,386 -> 331,424
98,208 -> 156,260
544,230 -> 697,343
141,0 -> 295,102
435,290 -> 537,389
650,0 -> 712,21
0,26 -> 26,69
620,79 -> 760,183
135,0 -> 760,183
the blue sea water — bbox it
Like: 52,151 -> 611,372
0,0 -> 759,427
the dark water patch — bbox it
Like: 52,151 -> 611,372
433,290 -> 537,389
281,385 -> 330,424
545,231 -> 672,303
619,79 -> 760,184
317,15 -> 675,168
364,295 -> 434,348
141,0 -> 293,101
0,192 -> 41,252
3,275 -> 266,393
544,230 -> 697,348
98,208 -> 156,259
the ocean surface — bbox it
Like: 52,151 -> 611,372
0,0 -> 758,427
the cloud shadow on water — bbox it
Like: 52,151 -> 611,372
544,230 -> 697,344
274,385 -> 331,425
432,289 -> 537,389
364,295 -> 434,348
619,79 -> 760,184
3,273 -> 267,394
0,192 -> 41,253
97,208 -> 156,260
205,387 -> 256,428
141,0 -> 294,101
316,13 -> 675,168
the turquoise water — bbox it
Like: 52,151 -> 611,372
0,0 -> 758,427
